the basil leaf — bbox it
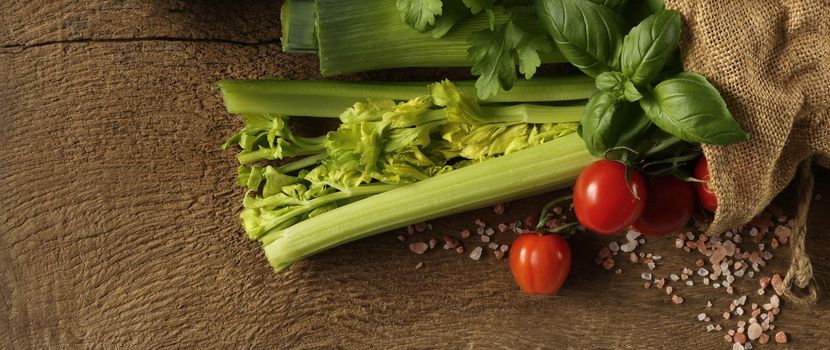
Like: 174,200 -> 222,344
621,10 -> 681,86
579,90 -> 626,157
595,71 -> 627,91
640,72 -> 749,145
594,71 -> 641,101
615,107 -> 651,147
586,0 -> 628,12
623,80 -> 642,101
623,0 -> 665,25
537,0 -> 627,77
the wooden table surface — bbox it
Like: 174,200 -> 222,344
2,2 -> 829,349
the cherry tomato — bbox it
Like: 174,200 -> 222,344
509,233 -> 571,295
573,160 -> 648,235
693,156 -> 717,212
633,176 -> 695,236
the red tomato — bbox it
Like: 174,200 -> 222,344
633,176 -> 695,236
694,156 -> 717,212
509,233 -> 571,295
573,160 -> 648,235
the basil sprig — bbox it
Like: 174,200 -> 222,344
538,0 -> 748,159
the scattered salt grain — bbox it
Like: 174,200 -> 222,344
775,331 -> 787,344
641,272 -> 652,280
686,280 -> 694,286
771,273 -> 784,295
461,229 -> 471,239
500,244 -> 509,253
422,239 -> 434,250
697,313 -> 706,321
415,262 -> 424,270
488,243 -> 499,250
698,268 -> 710,277
469,247 -> 483,260
485,228 -> 495,236
409,242 -> 429,255
609,241 -> 620,252
672,295 -> 684,304
481,235 -> 490,243
620,240 -> 638,253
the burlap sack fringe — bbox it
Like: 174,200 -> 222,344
665,1 -> 830,305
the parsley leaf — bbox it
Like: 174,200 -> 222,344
396,0 -> 444,32
467,17 -> 553,99
462,0 -> 496,29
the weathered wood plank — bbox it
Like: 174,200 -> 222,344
1,1 -> 280,47
1,2 -> 829,349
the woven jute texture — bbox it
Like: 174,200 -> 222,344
665,0 -> 830,304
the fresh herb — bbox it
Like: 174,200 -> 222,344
536,0 -> 626,78
468,14 -> 553,99
536,0 -> 748,158
396,0 -> 444,32
640,72 -> 748,144
620,10 -> 681,86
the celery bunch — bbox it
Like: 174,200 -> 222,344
280,0 -> 566,99
220,78 -> 595,271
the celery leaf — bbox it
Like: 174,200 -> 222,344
467,18 -> 553,99
396,0 -> 443,32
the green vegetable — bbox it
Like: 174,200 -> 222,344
587,0 -> 628,12
314,0 -> 565,76
218,76 -> 595,117
640,72 -> 749,144
578,90 -> 627,156
224,79 -> 587,243
221,78 -> 594,271
396,0 -> 444,32
620,10 -> 681,86
263,132 -> 592,271
280,0 -> 317,53
536,0 -> 626,77
432,0 -> 473,37
463,0 -> 496,28
532,5 -> 748,155
468,14 -> 553,99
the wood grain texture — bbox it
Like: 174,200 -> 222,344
1,2 -> 828,349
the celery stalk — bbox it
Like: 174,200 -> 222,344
263,133 -> 593,271
219,76 -> 595,116
314,0 -> 566,76
280,0 -> 316,53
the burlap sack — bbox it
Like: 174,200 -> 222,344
665,0 -> 830,304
